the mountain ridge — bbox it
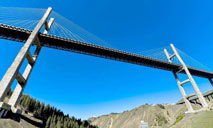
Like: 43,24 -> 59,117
89,90 -> 213,128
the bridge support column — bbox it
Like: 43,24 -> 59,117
0,109 -> 5,118
3,110 -> 8,117
0,7 -> 54,115
164,44 -> 209,113
8,18 -> 54,113
209,78 -> 213,87
173,73 -> 194,112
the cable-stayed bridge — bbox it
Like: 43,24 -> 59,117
0,7 -> 212,117
1,23 -> 212,78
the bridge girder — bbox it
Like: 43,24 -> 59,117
0,24 -> 213,79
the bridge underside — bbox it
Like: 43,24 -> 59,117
0,23 -> 213,79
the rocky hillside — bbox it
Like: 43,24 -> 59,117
89,90 -> 213,128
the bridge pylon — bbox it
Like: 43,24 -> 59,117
209,78 -> 213,87
164,44 -> 209,113
0,7 -> 54,117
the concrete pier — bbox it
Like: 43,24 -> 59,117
0,7 -> 54,117
164,44 -> 209,113
8,8 -> 54,112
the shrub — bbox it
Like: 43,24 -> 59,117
157,104 -> 165,109
170,113 -> 184,127
155,113 -> 168,126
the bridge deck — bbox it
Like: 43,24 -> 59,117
0,23 -> 213,78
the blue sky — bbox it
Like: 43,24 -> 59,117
1,0 -> 213,119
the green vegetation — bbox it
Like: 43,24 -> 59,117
157,104 -> 165,109
19,95 -> 98,128
169,113 -> 184,127
167,111 -> 170,116
154,113 -> 168,126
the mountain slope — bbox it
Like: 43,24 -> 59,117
89,90 -> 213,128
0,118 -> 39,128
89,104 -> 186,128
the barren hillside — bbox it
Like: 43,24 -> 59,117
89,90 -> 213,128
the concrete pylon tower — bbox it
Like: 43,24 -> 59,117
209,78 -> 213,87
164,44 -> 209,113
0,7 -> 54,117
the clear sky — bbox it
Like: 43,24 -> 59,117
0,0 -> 213,119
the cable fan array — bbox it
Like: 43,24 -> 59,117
136,46 -> 211,71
